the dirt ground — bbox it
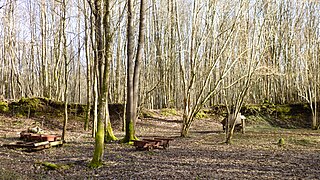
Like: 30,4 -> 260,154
1,113 -> 320,179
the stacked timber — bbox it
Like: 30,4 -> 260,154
3,131 -> 63,151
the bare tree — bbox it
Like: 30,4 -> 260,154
61,0 -> 68,142
90,0 -> 105,167
89,0 -> 115,167
83,0 -> 92,131
40,0 -> 50,98
123,0 -> 146,142
297,1 -> 319,129
103,0 -> 117,142
0,0 -> 320,136
176,0 -> 245,137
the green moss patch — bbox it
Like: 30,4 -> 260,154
0,101 -> 9,113
288,137 -> 317,147
9,97 -> 46,117
278,138 -> 285,147
140,108 -> 158,118
37,161 -> 71,170
242,103 -> 312,129
242,105 -> 261,115
88,161 -> 103,169
195,111 -> 209,119
160,108 -> 177,116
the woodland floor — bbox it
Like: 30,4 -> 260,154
1,112 -> 320,179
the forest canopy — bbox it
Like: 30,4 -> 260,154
0,0 -> 319,109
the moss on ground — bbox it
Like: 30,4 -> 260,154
4,97 -> 90,118
37,161 -> 71,170
0,101 -> 9,113
242,103 -> 312,129
88,160 -> 104,169
140,108 -> 158,118
9,97 -> 45,117
288,137 -> 318,147
195,111 -> 209,119
160,108 -> 177,116
278,138 -> 285,147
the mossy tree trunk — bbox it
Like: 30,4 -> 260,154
123,0 -> 145,143
105,117 -> 117,142
90,0 -> 110,168
123,0 -> 134,143
103,1 -> 117,142
90,98 -> 106,167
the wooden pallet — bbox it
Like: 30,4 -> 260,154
4,140 -> 63,151
133,140 -> 159,151
133,138 -> 173,151
153,138 -> 173,149
20,131 -> 61,142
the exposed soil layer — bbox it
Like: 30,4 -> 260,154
1,112 -> 320,179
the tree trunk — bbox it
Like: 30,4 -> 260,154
124,0 -> 146,142
90,0 -> 106,168
105,104 -> 117,141
181,120 -> 190,138
90,98 -> 105,167
103,0 -> 117,142
61,0 -> 68,142
77,0 -> 81,103
226,127 -> 235,144
92,74 -> 98,137
83,0 -> 91,131
40,0 -> 49,98
225,114 -> 237,144
91,9 -> 98,138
